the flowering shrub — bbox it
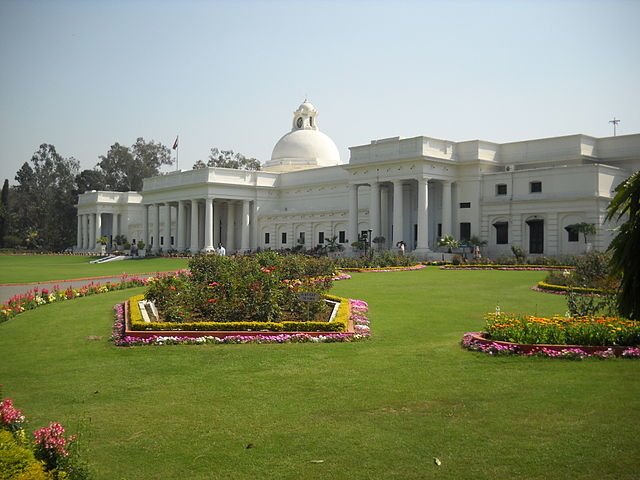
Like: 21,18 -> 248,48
112,298 -> 370,346
146,252 -> 336,324
0,394 -> 88,479
484,312 -> 640,346
0,398 -> 26,432
33,422 -> 76,471
333,251 -> 416,269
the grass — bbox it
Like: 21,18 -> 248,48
0,255 -> 189,284
1,268 -> 638,479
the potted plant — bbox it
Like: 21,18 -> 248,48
438,234 -> 459,254
97,236 -> 108,255
123,241 -> 131,255
137,240 -> 146,257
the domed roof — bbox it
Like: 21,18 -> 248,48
263,101 -> 341,172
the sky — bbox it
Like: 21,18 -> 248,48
1,0 -> 639,184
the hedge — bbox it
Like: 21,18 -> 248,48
128,293 -> 350,333
536,282 -> 604,294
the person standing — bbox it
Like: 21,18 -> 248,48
217,243 -> 226,256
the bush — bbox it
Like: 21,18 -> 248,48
0,430 -> 50,480
573,251 -> 616,289
145,252 -> 335,324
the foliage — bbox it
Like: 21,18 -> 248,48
333,250 -> 416,269
0,179 -> 8,248
1,394 -> 89,480
510,244 -> 526,263
10,144 -> 80,251
202,148 -> 261,171
75,169 -> 107,193
467,235 -> 487,247
574,222 -> 597,243
485,312 -> 640,346
572,251 -> 614,289
437,234 -> 459,252
97,138 -> 172,192
96,236 -> 108,246
605,171 -> 640,320
566,289 -> 619,317
145,252 -> 335,324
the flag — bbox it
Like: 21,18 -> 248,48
172,136 -> 179,150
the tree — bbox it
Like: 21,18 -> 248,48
206,148 -> 261,171
192,160 -> 207,170
574,222 -> 596,244
0,179 -> 8,247
76,169 -> 107,193
605,171 -> 640,319
11,144 -> 80,250
98,138 -> 173,191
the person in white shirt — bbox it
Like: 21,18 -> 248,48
217,243 -> 226,256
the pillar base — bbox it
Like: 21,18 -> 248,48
411,247 -> 432,260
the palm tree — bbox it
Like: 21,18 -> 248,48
605,171 -> 640,319
438,234 -> 459,253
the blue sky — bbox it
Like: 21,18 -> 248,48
1,0 -> 639,184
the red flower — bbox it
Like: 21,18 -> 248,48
207,298 -> 217,304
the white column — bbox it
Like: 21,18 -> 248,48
213,200 -> 221,247
416,178 -> 430,251
177,200 -> 187,251
76,215 -> 82,250
153,204 -> 161,253
349,184 -> 359,247
164,203 -> 171,249
190,199 -> 199,252
251,200 -> 259,250
392,180 -> 404,248
81,215 -> 87,249
380,186 -> 389,249
240,200 -> 250,252
369,181 -> 380,241
441,181 -> 452,238
226,202 -> 236,252
112,213 -> 119,246
204,198 -> 214,251
88,214 -> 95,250
143,205 -> 149,248
95,212 -> 102,250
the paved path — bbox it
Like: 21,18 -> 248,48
0,274 -> 156,304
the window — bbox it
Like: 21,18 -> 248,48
496,184 -> 507,196
530,181 -> 542,193
299,232 -> 305,244
527,219 -> 544,254
460,222 -> 471,242
170,236 -> 174,245
160,236 -> 164,246
565,225 -> 579,242
338,231 -> 346,243
437,223 -> 442,238
459,202 -> 471,209
281,232 -> 287,244
264,232 -> 270,244
360,230 -> 369,241
318,231 -> 325,244
493,221 -> 509,244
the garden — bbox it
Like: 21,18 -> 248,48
1,262 -> 639,479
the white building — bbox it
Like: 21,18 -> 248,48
76,101 -> 640,259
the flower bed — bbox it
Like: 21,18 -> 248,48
461,311 -> 640,359
111,297 -> 370,346
0,273 -> 173,323
462,332 -> 640,359
338,264 -> 426,273
441,265 -> 574,271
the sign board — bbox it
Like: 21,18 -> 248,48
298,292 -> 320,302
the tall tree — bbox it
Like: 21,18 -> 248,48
206,148 -> 261,171
12,144 -> 80,250
0,179 -> 8,247
605,171 -> 640,319
76,168 -> 107,194
98,138 -> 172,191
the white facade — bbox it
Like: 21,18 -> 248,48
76,101 -> 640,259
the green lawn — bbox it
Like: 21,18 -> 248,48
1,268 -> 638,479
0,255 -> 189,284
